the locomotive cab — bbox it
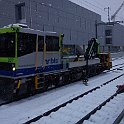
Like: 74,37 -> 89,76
0,24 -> 64,100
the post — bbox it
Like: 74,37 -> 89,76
104,7 -> 110,22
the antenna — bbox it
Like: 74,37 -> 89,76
104,7 -> 110,22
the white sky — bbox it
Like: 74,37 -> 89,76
70,0 -> 124,22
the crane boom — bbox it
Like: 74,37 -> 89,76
84,38 -> 99,60
111,1 -> 124,21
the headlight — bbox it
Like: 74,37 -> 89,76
12,67 -> 16,71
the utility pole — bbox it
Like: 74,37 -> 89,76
104,7 -> 110,22
29,0 -> 32,28
95,20 -> 98,39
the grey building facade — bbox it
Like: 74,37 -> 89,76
104,24 -> 124,52
0,0 -> 124,52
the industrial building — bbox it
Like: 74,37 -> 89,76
0,0 -> 124,53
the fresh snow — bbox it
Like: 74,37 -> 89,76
34,75 -> 124,124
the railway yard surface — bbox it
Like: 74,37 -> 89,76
0,53 -> 124,124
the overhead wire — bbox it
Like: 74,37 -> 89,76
76,0 -> 108,17
73,0 -> 124,22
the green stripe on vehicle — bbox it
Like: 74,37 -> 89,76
0,57 -> 17,63
15,32 -> 18,68
0,27 -> 20,34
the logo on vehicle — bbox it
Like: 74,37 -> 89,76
45,58 -> 58,65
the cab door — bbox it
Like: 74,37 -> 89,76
37,35 -> 45,70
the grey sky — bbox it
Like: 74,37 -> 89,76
70,0 -> 124,22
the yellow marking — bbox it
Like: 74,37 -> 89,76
44,42 -> 46,67
46,51 -> 60,54
17,80 -> 21,89
35,75 -> 38,89
35,35 -> 38,70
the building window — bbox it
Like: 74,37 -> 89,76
15,3 -> 26,23
106,38 -> 112,44
105,29 -> 112,36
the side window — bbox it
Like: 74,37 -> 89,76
45,36 -> 59,51
38,36 -> 44,51
0,33 -> 15,57
105,29 -> 112,36
18,33 -> 36,57
106,38 -> 112,45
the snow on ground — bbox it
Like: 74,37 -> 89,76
35,75 -> 124,124
120,116 -> 124,124
0,56 -> 124,124
83,93 -> 124,124
112,56 -> 124,66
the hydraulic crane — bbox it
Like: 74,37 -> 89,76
111,1 -> 124,21
84,38 -> 99,60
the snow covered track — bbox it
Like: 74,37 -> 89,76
24,87 -> 99,124
113,109 -> 124,124
23,73 -> 124,124
104,64 -> 124,74
76,92 -> 118,124
82,93 -> 124,124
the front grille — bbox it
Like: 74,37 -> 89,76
0,62 -> 15,71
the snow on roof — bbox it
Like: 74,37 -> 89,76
2,24 -> 59,36
3,23 -> 29,28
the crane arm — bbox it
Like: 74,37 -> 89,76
84,38 -> 99,60
111,1 -> 124,21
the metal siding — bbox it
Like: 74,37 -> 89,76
53,26 -> 63,33
62,28 -> 71,44
113,24 -> 124,46
44,24 -> 53,31
71,30 -> 77,44
76,5 -> 83,16
0,0 -> 113,47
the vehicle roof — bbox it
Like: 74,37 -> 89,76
0,24 -> 60,36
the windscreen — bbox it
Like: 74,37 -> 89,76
0,33 -> 15,57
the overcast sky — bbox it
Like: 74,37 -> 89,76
70,0 -> 124,22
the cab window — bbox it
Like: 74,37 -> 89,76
45,36 -> 59,51
18,32 -> 36,57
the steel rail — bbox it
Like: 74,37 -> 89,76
76,92 -> 118,124
113,109 -> 124,124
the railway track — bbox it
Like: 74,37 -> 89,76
112,57 -> 124,61
23,73 -> 124,124
104,64 -> 124,73
113,109 -> 124,124
76,93 -> 124,124
112,63 -> 124,68
0,61 -> 124,107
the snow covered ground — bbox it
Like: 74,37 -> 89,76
34,75 -> 124,124
83,92 -> 124,124
120,116 -> 124,124
0,56 -> 124,124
